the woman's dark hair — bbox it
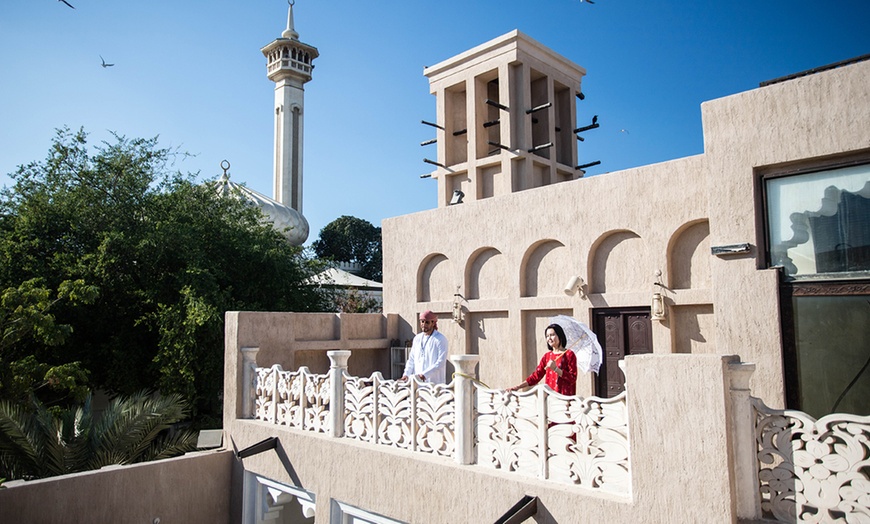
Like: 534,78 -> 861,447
545,323 -> 567,350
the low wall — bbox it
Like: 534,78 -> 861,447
224,311 -> 399,427
229,353 -> 744,523
0,450 -> 233,524
224,311 -> 396,375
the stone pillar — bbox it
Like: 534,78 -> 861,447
728,360 -> 761,520
450,355 -> 480,465
328,350 -> 351,438
241,347 -> 260,419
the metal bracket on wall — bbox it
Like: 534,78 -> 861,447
711,243 -> 752,257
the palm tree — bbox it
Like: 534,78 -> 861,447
0,391 -> 198,480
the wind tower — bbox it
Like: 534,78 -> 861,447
422,31 -> 589,207
261,1 -> 318,229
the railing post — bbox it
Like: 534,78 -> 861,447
241,347 -> 260,419
728,360 -> 761,521
328,350 -> 351,438
410,378 -> 418,452
450,355 -> 480,465
372,373 -> 381,445
539,386 -> 548,479
271,367 -> 278,424
297,368 -> 307,429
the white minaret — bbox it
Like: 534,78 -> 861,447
261,1 -> 318,216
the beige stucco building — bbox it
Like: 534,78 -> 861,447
2,9 -> 868,524
384,31 -> 869,416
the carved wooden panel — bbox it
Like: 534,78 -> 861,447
602,313 -> 625,397
790,282 -> 870,296
594,309 -> 651,397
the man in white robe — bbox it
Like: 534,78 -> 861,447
400,310 -> 449,384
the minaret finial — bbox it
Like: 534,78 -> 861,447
282,0 -> 299,40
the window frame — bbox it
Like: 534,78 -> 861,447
754,149 -> 870,275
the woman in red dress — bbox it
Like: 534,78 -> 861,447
507,323 -> 578,395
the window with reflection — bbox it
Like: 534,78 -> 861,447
765,163 -> 870,279
765,164 -> 870,279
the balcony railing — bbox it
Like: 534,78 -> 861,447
752,399 -> 870,523
245,350 -> 631,494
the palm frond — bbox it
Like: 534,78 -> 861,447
0,399 -> 66,479
0,400 -> 42,479
141,428 -> 198,462
85,390 -> 193,468
0,391 -> 196,479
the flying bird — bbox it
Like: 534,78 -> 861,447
59,0 -> 75,9
100,55 -> 115,68
619,129 -> 630,135
580,0 -> 595,3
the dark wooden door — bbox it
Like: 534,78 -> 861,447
593,308 -> 652,398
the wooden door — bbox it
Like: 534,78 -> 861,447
593,308 -> 652,398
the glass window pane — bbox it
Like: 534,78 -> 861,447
766,164 -> 870,279
792,295 -> 870,418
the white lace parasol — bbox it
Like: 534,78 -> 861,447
549,315 -> 603,374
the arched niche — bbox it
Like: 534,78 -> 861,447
589,230 -> 647,294
417,253 -> 454,303
668,219 -> 711,290
466,247 -> 505,300
520,240 -> 569,297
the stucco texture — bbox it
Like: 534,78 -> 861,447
384,53 -> 870,408
0,450 -> 233,524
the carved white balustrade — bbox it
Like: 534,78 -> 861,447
753,398 -> 870,523
246,351 -> 630,494
254,365 -> 331,434
344,372 -> 455,458
475,384 -> 631,494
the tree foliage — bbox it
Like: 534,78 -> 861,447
0,391 -> 197,481
0,128 -> 330,424
332,287 -> 381,314
312,215 -> 382,281
0,279 -> 97,406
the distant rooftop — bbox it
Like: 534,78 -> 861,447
760,53 -> 870,87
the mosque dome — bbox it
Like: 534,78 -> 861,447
214,162 -> 309,246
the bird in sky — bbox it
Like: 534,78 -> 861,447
592,115 -> 598,125
58,0 -> 75,9
619,129 -> 630,134
100,56 -> 115,68
580,0 -> 595,4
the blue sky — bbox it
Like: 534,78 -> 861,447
2,1 -> 868,245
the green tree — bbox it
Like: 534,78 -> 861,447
0,127 -> 330,424
0,390 -> 196,481
332,287 -> 381,314
0,279 -> 97,406
312,215 -> 382,281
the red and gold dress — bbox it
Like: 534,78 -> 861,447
524,350 -> 578,395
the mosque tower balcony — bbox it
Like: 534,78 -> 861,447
262,40 -> 318,81
261,1 -> 318,83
